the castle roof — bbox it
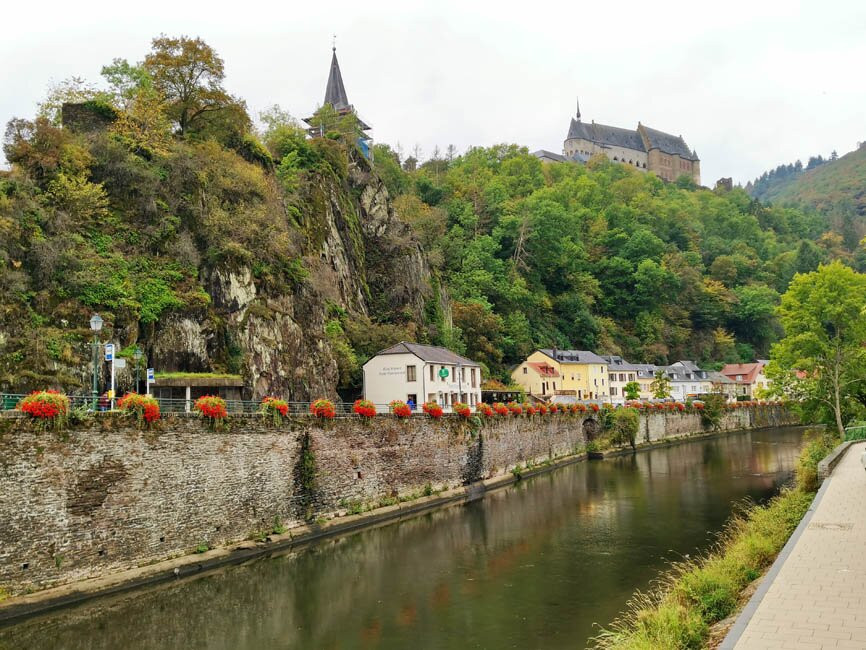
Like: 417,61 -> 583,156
566,117 -> 699,162
567,119 -> 645,152
639,125 -> 698,161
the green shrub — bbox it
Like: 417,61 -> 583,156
606,408 -> 639,449
796,429 -> 839,492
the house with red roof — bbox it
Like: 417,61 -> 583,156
720,362 -> 770,399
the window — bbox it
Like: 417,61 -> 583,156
619,373 -> 626,382
611,387 -> 618,396
430,365 -> 435,381
471,368 -> 477,387
628,374 -> 635,381
553,382 -> 557,390
461,367 -> 466,382
407,365 -> 417,382
523,367 -> 528,374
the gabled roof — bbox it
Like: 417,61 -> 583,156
720,362 -> 765,383
527,362 -> 560,377
371,341 -> 479,366
567,119 -> 645,152
600,355 -> 642,371
324,48 -> 349,111
707,371 -> 734,384
532,149 -> 567,163
539,349 -> 608,365
638,125 -> 698,161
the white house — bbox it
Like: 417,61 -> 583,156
665,361 -> 714,401
362,342 -> 482,412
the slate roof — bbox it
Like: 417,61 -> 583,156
600,355 -> 642,371
371,342 -> 480,366
532,150 -> 567,162
567,119 -> 645,151
539,349 -> 608,365
640,125 -> 698,160
565,118 -> 699,162
324,48 -> 349,111
707,371 -> 734,385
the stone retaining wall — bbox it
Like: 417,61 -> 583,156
0,406 -> 795,596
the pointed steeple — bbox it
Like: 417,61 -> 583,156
575,96 -> 581,120
324,46 -> 350,111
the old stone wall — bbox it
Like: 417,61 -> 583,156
0,407 -> 794,596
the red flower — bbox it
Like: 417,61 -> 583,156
391,401 -> 412,418
493,402 -> 509,416
18,390 -> 70,423
453,402 -> 471,418
507,401 -> 523,416
118,392 -> 161,425
423,401 -> 444,418
537,403 -> 548,415
310,398 -> 336,419
353,399 -> 377,418
590,403 -> 600,412
476,403 -> 494,417
195,395 -> 227,420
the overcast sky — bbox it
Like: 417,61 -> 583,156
2,0 -> 864,185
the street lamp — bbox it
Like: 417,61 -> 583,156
89,314 -> 103,409
133,347 -> 143,394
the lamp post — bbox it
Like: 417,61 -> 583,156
133,347 -> 143,394
89,314 -> 103,410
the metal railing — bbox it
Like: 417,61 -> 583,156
0,394 -> 465,418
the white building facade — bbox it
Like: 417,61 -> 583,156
362,342 -> 482,412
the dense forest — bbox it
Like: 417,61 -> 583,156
746,152 -> 832,202
369,143 -> 843,377
0,36 -> 858,394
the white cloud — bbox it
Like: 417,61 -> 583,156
2,0 -> 864,184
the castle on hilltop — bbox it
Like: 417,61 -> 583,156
534,99 -> 701,185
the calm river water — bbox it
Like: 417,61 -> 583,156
0,427 -> 805,650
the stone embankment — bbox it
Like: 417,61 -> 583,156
0,406 -> 795,605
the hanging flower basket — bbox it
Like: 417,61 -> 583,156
353,399 -> 377,418
117,392 -> 161,427
493,402 -> 509,416
476,403 -> 494,418
507,401 -> 523,416
260,396 -> 290,425
194,395 -> 228,429
17,390 -> 69,430
524,403 -> 537,416
453,402 -> 471,418
310,398 -> 336,419
422,401 -> 443,419
389,400 -> 412,418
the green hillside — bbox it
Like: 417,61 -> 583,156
772,145 -> 866,216
0,35 -> 854,394
748,145 -> 866,250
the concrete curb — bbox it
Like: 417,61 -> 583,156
719,440 -> 854,649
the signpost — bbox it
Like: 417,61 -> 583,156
438,367 -> 449,379
104,344 -> 116,409
146,368 -> 155,396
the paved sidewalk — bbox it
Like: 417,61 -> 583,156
731,441 -> 866,649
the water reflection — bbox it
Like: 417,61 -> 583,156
0,428 -> 804,650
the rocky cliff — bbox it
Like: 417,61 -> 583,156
0,117 -> 438,399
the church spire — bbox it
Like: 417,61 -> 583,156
324,43 -> 350,111
576,96 -> 581,120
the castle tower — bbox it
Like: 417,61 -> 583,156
305,43 -> 371,135
323,45 -> 350,111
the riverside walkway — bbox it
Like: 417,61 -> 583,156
725,441 -> 866,649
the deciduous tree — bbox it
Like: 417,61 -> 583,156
767,261 -> 866,436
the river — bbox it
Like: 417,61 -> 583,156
0,426 -> 805,650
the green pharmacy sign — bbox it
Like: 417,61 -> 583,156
438,367 -> 449,379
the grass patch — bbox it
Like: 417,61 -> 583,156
591,428 -> 834,650
154,372 -> 242,380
